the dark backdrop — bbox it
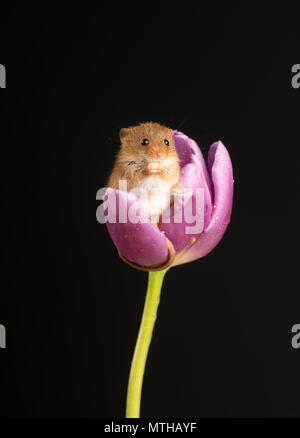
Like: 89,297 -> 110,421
0,5 -> 299,418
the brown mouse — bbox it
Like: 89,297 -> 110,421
107,122 -> 182,223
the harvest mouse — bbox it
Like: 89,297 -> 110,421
107,122 -> 183,224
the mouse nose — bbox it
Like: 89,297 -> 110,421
150,149 -> 165,160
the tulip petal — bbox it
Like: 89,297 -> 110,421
173,141 -> 234,266
158,163 -> 212,253
173,130 -> 213,196
158,131 -> 213,253
105,188 -> 174,269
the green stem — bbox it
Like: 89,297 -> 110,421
126,268 -> 168,418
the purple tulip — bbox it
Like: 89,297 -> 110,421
105,130 -> 234,270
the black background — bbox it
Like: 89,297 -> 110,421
0,4 -> 299,418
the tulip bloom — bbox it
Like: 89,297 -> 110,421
104,130 -> 234,418
105,130 -> 233,270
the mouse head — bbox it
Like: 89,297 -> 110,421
119,122 -> 179,176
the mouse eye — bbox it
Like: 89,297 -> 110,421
164,139 -> 169,146
141,138 -> 149,146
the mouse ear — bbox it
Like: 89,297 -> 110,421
119,128 -> 130,141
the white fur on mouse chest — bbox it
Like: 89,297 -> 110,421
131,175 -> 172,221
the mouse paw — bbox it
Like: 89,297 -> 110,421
171,183 -> 184,195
